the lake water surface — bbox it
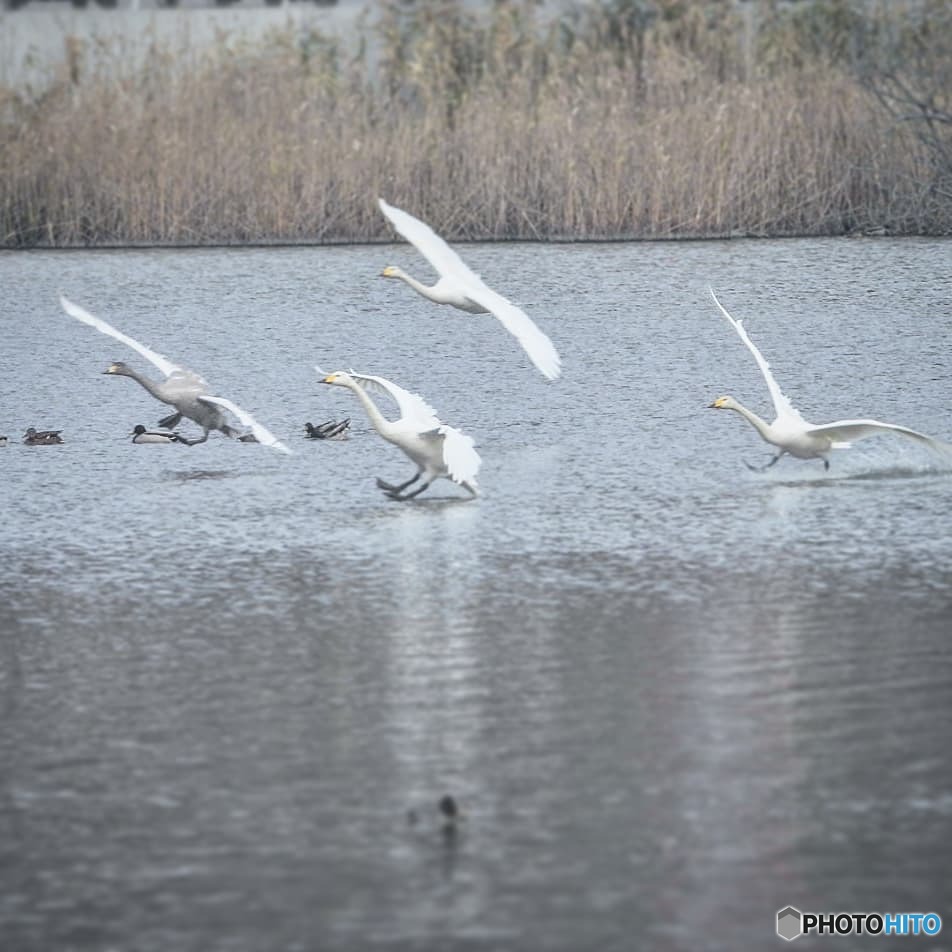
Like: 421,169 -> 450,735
1,239 -> 951,951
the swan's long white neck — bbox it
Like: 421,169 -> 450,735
342,378 -> 395,437
392,267 -> 441,303
727,400 -> 775,444
122,366 -> 171,405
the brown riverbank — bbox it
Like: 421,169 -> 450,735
2,0 -> 950,247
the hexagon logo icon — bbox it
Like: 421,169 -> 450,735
777,906 -> 802,941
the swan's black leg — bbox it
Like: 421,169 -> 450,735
158,411 -> 182,429
183,429 -> 210,447
744,454 -> 782,472
386,478 -> 433,501
377,472 -> 420,494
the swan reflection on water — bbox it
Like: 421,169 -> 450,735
163,469 -> 236,483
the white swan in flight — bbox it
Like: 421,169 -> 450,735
60,296 -> 291,454
318,367 -> 480,499
706,288 -> 952,471
377,198 -> 561,381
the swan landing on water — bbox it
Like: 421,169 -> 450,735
706,288 -> 952,471
318,368 -> 480,500
60,296 -> 291,454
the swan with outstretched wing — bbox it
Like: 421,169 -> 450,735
61,296 -> 291,454
706,288 -> 952,471
378,198 -> 561,381
318,366 -> 479,499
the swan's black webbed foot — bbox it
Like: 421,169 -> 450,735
745,454 -> 782,472
385,482 -> 431,502
376,473 -> 420,494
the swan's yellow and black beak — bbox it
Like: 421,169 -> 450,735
320,374 -> 336,385
381,266 -> 397,278
103,363 -> 121,375
708,396 -> 728,409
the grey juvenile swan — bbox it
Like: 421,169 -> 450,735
61,297 -> 291,454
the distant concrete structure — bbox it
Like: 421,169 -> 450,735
0,0 -> 905,91
4,0 -> 339,8
0,0 -> 362,88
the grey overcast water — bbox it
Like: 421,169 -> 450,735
1,238 -> 951,951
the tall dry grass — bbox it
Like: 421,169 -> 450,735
1,0 -> 950,246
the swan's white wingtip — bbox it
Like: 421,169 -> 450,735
60,294 -> 81,316
60,295 -> 96,324
708,287 -> 738,325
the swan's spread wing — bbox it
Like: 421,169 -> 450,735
807,418 -> 952,453
460,283 -> 562,380
166,369 -> 209,393
60,295 -> 189,381
345,370 -> 441,427
437,424 -> 481,485
378,200 -> 561,380
378,198 -> 481,285
709,288 -> 804,425
197,394 -> 292,455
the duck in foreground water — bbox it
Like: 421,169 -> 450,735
24,427 -> 64,445
60,297 -> 291,454
707,288 -> 952,471
304,419 -> 350,440
378,198 -> 561,381
407,795 -> 464,836
318,368 -> 480,500
131,424 -> 185,444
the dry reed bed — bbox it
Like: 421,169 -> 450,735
1,0 -> 950,246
